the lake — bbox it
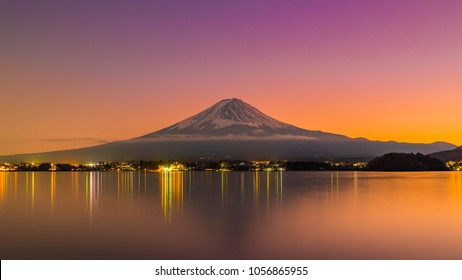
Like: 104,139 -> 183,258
1,171 -> 462,259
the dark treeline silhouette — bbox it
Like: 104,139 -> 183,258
367,153 -> 449,171
18,163 -> 51,171
284,161 -> 331,171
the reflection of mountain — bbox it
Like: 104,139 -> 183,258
0,98 -> 456,162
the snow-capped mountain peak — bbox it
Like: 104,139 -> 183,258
166,98 -> 292,130
139,98 -> 348,140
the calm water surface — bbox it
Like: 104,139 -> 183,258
1,171 -> 462,259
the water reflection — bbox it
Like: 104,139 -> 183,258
85,172 -> 101,221
0,172 -> 19,204
160,171 -> 184,223
2,171 -> 462,259
233,171 -> 283,212
72,171 -> 79,201
50,172 -> 56,215
450,171 -> 462,196
253,171 -> 259,208
0,170 -> 388,221
0,172 -> 6,202
117,171 -> 134,199
221,172 -> 227,210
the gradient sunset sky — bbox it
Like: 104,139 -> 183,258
1,0 -> 461,155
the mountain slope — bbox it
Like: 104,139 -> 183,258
430,146 -> 462,161
0,138 -> 455,163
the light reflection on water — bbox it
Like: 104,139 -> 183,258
160,171 -> 184,222
1,171 -> 462,259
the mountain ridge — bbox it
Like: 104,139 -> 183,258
430,146 -> 462,162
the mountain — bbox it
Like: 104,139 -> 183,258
0,98 -> 457,163
139,98 -> 347,140
429,146 -> 462,162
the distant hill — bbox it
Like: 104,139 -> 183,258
429,146 -> 462,162
368,153 -> 449,171
0,98 -> 457,163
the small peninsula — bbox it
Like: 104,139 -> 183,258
367,153 -> 449,171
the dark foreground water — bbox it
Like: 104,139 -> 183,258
1,171 -> 462,259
